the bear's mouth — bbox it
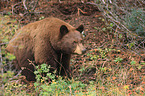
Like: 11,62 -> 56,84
73,44 -> 86,55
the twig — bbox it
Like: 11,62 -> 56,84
0,42 -> 8,46
77,7 -> 88,16
9,70 -> 22,80
0,45 -> 4,89
0,45 -> 3,75
28,59 -> 36,69
22,0 -> 28,10
86,2 -> 101,11
31,0 -> 38,11
12,1 -> 22,15
59,0 -> 62,3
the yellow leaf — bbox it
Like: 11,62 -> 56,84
112,77 -> 116,80
107,77 -> 110,81
123,85 -> 129,89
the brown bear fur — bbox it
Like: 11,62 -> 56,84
6,17 -> 86,81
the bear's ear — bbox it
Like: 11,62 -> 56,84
60,25 -> 69,38
76,25 -> 84,33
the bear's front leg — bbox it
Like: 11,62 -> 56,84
60,54 -> 72,78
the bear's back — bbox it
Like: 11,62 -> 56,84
6,17 -> 74,54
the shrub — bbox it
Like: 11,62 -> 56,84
34,63 -> 87,95
125,8 -> 145,36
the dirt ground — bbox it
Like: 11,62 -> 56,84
1,1 -> 145,87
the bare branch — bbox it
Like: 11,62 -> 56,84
12,1 -> 22,15
32,0 -> 38,11
22,0 -> 28,10
0,45 -> 3,75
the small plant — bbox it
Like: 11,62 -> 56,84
0,70 -> 28,96
127,42 -> 136,49
34,63 -> 55,83
114,57 -> 123,63
98,48 -> 109,59
130,60 -> 136,65
86,50 -> 99,61
34,63 -> 87,95
39,16 -> 45,20
90,55 -> 98,60
6,53 -> 16,61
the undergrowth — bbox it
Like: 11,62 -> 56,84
0,14 -> 145,96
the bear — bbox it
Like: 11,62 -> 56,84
6,17 -> 86,81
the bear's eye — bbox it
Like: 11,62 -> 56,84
73,40 -> 77,43
79,38 -> 83,43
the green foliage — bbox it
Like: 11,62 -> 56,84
87,48 -> 115,61
94,26 -> 98,30
86,51 -> 99,61
98,48 -> 110,59
127,42 -> 136,49
110,23 -> 114,27
130,60 -> 143,70
0,15 -> 27,96
34,64 -> 55,82
0,15 -> 18,42
6,53 -> 16,61
39,16 -> 45,20
102,27 -> 106,32
0,70 -> 28,96
99,67 -> 107,73
34,63 -> 88,95
114,57 -> 123,63
0,71 -> 14,83
130,60 -> 136,65
119,34 -> 122,39
7,12 -> 12,15
0,15 -> 17,71
141,62 -> 145,65
125,8 -> 145,36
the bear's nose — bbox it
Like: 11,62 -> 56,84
82,49 -> 87,54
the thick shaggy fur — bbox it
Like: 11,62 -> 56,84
6,17 -> 85,81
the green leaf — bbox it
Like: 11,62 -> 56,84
137,65 -> 142,70
34,82 -> 39,87
119,34 -> 122,38
102,28 -> 106,31
7,12 -> 12,15
94,27 -> 98,30
131,60 -> 136,65
6,53 -> 16,60
140,62 -> 145,65
2,38 -> 9,43
114,57 -> 123,63
110,23 -> 114,27
102,19 -> 105,21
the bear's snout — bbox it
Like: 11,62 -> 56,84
74,43 -> 86,55
82,48 -> 87,54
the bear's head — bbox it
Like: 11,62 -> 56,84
56,25 -> 86,55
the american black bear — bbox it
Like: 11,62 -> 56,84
6,17 -> 86,81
